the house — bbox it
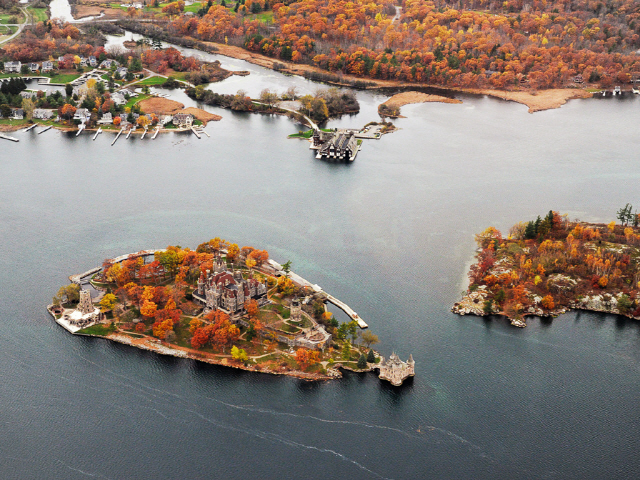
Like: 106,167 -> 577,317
115,67 -> 128,78
33,109 -> 54,120
111,92 -> 126,105
159,115 -> 173,126
79,57 -> 88,67
28,63 -> 39,73
97,112 -> 113,125
73,108 -> 90,122
172,113 -> 193,128
99,59 -> 118,69
4,61 -> 21,73
41,61 -> 54,73
13,108 -> 24,120
88,56 -> 97,67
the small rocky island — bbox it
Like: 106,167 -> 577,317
454,208 -> 640,327
48,239 -> 414,385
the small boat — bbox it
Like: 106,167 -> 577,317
613,86 -> 621,95
632,87 -> 639,94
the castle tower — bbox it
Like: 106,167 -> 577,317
197,272 -> 205,295
78,289 -> 94,315
290,299 -> 302,322
213,255 -> 225,274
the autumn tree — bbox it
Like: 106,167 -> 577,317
231,345 -> 249,363
99,293 -> 118,312
360,330 -> 379,348
295,348 -> 319,371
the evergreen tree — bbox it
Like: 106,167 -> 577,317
524,221 -> 536,239
367,349 -> 375,363
357,353 -> 367,369
534,215 -> 542,234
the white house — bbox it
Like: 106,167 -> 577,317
97,112 -> 113,125
4,61 -> 21,73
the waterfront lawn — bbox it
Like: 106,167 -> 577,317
77,323 -> 117,336
288,128 -> 331,139
124,94 -> 150,109
50,73 -> 82,83
0,13 -> 22,24
27,7 -> 48,22
0,118 -> 29,127
137,76 -> 166,86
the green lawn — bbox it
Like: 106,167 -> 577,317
124,93 -> 150,109
137,75 -> 167,86
0,25 -> 15,34
27,7 -> 48,22
288,127 -> 331,139
0,13 -> 22,24
50,73 -> 81,83
77,324 -> 116,336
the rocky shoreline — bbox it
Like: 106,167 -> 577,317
453,287 -> 640,328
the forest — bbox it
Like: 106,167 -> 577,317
457,208 -> 640,324
163,0 -> 640,89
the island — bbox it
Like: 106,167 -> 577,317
453,207 -> 640,327
47,239 -> 414,385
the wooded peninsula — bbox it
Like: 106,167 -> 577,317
454,207 -> 640,327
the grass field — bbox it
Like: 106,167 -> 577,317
27,7 -> 48,22
0,13 -> 22,24
0,25 -> 16,34
137,76 -> 167,86
50,73 -> 82,83
77,324 -> 116,336
125,94 -> 151,109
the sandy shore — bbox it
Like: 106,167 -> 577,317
379,91 -> 462,116
457,88 -> 593,113
197,39 -> 592,113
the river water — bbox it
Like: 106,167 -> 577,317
1,30 -> 640,479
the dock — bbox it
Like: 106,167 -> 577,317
92,128 -> 102,141
38,126 -> 52,134
24,123 -> 37,132
152,126 -> 160,139
190,126 -> 201,139
126,127 -> 135,139
111,127 -> 124,146
0,133 -> 19,142
76,124 -> 85,136
141,126 -> 148,139
326,294 -> 368,328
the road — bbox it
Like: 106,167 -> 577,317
0,7 -> 29,46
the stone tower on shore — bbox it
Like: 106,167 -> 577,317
78,289 -> 94,315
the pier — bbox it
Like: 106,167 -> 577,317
191,126 -> 201,139
24,123 -> 37,132
152,126 -> 160,139
76,124 -> 85,136
111,127 -> 124,146
141,126 -> 148,139
92,128 -> 102,141
0,133 -> 19,142
325,294 -> 368,328
38,126 -> 52,134
126,127 -> 133,139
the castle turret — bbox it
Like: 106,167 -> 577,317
290,298 -> 302,322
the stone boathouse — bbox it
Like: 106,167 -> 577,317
313,129 -> 359,161
378,353 -> 415,386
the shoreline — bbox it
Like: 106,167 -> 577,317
190,38 -> 593,113
47,303 -> 342,381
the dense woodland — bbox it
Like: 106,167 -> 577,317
164,0 -> 640,88
465,208 -> 640,322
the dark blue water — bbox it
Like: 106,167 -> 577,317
1,52 -> 640,479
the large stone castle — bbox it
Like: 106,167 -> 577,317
193,255 -> 268,314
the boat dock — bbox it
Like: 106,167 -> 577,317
141,126 -> 148,139
92,128 -> 102,140
38,126 -> 52,134
126,127 -> 134,139
111,127 -> 124,146
24,124 -> 37,132
76,124 -> 85,136
152,126 -> 160,139
191,126 -> 201,139
325,294 -> 368,328
0,133 -> 19,142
